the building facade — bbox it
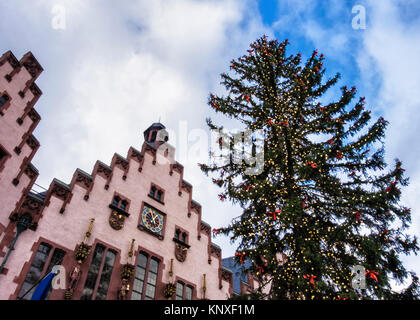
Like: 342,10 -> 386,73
0,50 -> 247,300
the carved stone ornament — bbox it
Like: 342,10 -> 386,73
51,183 -> 70,201
175,242 -> 188,262
22,55 -> 42,78
221,268 -> 232,282
109,210 -> 125,230
76,172 -> 92,189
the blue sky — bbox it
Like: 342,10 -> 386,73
1,0 -> 419,291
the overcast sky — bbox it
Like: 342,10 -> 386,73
1,0 -> 419,289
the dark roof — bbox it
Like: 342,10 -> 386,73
143,122 -> 166,135
222,256 -> 252,294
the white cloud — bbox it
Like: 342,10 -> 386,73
0,0 -> 271,259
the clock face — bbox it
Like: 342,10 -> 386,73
141,206 -> 164,234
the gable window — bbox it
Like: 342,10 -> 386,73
148,184 -> 164,203
131,252 -> 160,300
0,146 -> 8,168
81,244 -> 117,300
18,242 -> 66,300
111,195 -> 129,212
174,228 -> 188,245
175,281 -> 193,300
0,93 -> 9,110
149,186 -> 156,198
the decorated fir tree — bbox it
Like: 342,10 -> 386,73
201,36 -> 419,300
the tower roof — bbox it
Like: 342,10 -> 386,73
143,122 -> 166,135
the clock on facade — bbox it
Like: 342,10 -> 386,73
140,205 -> 164,236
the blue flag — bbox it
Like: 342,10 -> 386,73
31,271 -> 56,300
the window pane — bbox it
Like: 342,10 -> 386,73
80,244 -> 105,300
132,279 -> 144,294
138,253 -> 148,268
176,282 -> 184,300
131,253 -> 148,300
149,258 -> 159,273
145,284 -> 156,299
44,248 -> 66,300
112,196 -> 120,207
144,259 -> 159,300
149,186 -> 156,198
147,272 -> 157,286
131,291 -> 142,300
0,95 -> 8,108
95,250 -> 116,300
185,286 -> 193,300
18,243 -> 52,300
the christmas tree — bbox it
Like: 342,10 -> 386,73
201,36 -> 419,300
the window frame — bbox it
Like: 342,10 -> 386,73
148,183 -> 165,204
0,92 -> 10,115
130,251 -> 161,300
80,243 -> 118,300
175,278 -> 195,300
17,241 -> 67,300
0,144 -> 10,173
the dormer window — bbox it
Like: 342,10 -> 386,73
148,184 -> 164,204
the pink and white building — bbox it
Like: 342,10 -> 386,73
0,50 -> 265,300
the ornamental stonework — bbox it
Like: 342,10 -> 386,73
22,54 -> 43,78
115,156 -> 129,171
75,172 -> 92,189
200,222 -> 211,236
51,182 -> 70,201
29,83 -> 42,97
97,163 -> 112,179
175,242 -> 188,262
